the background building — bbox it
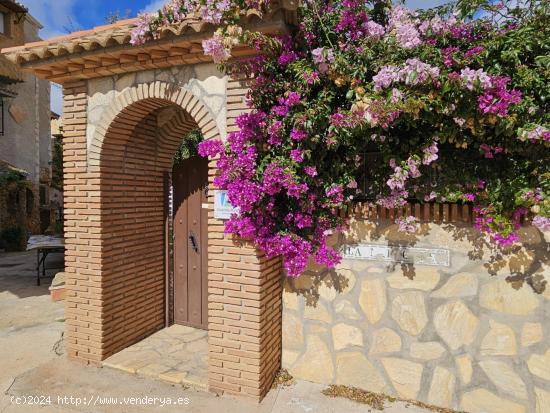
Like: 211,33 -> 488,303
0,0 -> 51,249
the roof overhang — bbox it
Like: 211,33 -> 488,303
0,158 -> 29,176
0,0 -> 27,14
1,1 -> 298,84
0,54 -> 22,84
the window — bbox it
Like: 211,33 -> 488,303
39,185 -> 47,206
0,10 -> 12,37
26,188 -> 34,217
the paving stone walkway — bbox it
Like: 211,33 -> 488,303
103,324 -> 208,389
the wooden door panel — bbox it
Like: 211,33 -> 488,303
186,159 -> 203,327
173,164 -> 189,325
172,156 -> 209,329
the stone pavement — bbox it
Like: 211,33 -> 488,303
0,251 -> 433,413
103,325 -> 208,389
0,250 -> 64,330
3,358 -> 434,413
0,251 -> 65,411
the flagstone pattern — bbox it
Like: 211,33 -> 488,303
282,221 -> 550,413
103,325 -> 208,389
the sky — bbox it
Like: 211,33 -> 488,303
21,0 -> 164,114
18,0 -> 446,114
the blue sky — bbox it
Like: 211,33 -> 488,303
18,0 -> 446,114
21,0 -> 164,113
22,0 -> 162,39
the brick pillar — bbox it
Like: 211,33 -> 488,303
62,81 -> 103,365
207,73 -> 283,401
206,171 -> 282,399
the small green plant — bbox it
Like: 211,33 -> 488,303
173,129 -> 204,165
51,138 -> 64,191
0,169 -> 29,188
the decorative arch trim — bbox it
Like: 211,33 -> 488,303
88,81 -> 221,169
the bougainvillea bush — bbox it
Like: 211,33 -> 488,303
132,0 -> 550,276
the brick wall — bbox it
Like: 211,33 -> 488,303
207,172 -> 282,400
98,102 -> 200,357
349,201 -> 474,223
63,85 -> 208,362
101,110 -> 164,354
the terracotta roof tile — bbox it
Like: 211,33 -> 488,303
0,1 -> 298,82
1,0 -> 299,64
2,18 -> 138,56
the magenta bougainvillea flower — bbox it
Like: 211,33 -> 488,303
135,0 -> 549,275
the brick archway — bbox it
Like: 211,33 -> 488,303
63,78 -> 282,401
64,81 -> 222,362
97,102 -> 204,358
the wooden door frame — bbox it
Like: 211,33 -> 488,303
164,171 -> 172,328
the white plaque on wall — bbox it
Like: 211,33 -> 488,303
342,244 -> 450,267
214,190 -> 239,220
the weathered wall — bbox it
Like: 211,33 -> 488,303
283,218 -> 550,413
1,16 -> 51,176
0,73 -> 51,183
0,16 -> 51,234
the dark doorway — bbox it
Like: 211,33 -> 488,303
171,156 -> 209,330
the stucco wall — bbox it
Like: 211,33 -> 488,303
0,73 -> 51,183
0,16 -> 51,184
282,218 -> 550,413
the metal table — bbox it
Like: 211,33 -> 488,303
26,236 -> 65,286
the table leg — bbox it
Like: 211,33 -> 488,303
36,249 -> 40,286
43,251 -> 47,277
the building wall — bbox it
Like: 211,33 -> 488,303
0,73 -> 50,182
207,74 -> 282,400
61,56 -> 549,408
98,108 -> 198,357
0,15 -> 51,234
283,217 -> 550,413
80,65 -> 229,357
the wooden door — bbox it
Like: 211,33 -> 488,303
172,156 -> 208,329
